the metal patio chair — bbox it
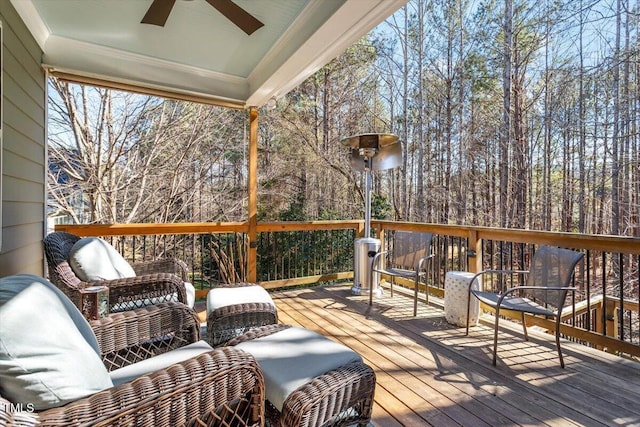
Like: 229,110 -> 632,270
372,231 -> 434,316
465,245 -> 584,367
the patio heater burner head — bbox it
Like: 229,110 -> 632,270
341,133 -> 402,297
341,133 -> 402,172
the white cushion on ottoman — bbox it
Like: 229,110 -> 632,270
234,326 -> 362,411
207,285 -> 274,314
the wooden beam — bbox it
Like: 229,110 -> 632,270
55,222 -> 248,236
260,272 -> 354,290
48,70 -> 246,110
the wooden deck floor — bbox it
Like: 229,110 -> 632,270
266,284 -> 640,427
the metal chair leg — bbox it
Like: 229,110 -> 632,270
424,273 -> 429,305
465,291 -> 472,336
555,317 -> 565,368
521,311 -> 528,341
492,306 -> 501,366
413,276 -> 418,316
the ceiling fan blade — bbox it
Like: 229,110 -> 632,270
141,0 -> 177,26
205,0 -> 264,35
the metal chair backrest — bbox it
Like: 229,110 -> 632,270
526,245 -> 584,309
391,231 -> 433,270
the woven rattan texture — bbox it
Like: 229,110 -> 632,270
1,347 -> 265,426
44,232 -> 189,314
207,302 -> 278,347
227,324 -> 376,427
91,302 -> 201,370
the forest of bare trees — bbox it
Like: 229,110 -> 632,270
49,0 -> 640,238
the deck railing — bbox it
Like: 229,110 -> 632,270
55,220 -> 640,359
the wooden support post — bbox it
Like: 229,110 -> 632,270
378,225 -> 385,251
248,107 -> 258,283
467,230 -> 482,274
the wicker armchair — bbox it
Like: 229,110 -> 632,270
44,231 -> 192,314
0,293 -> 265,426
0,346 -> 265,426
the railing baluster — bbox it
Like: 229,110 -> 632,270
602,252 -> 608,337
586,249 -> 591,332
620,253 -> 625,340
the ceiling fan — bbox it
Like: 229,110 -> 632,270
141,0 -> 264,35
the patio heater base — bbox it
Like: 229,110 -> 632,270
352,237 -> 382,297
350,284 -> 384,297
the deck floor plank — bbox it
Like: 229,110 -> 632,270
261,285 -> 640,427
326,290 -> 590,426
276,294 -> 469,427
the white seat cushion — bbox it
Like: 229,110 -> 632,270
207,285 -> 274,314
110,340 -> 212,386
70,237 -> 136,281
0,275 -> 113,409
234,326 -> 362,411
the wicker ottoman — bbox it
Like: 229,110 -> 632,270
206,282 -> 278,346
227,324 -> 376,427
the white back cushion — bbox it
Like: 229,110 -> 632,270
70,237 -> 136,281
0,275 -> 113,409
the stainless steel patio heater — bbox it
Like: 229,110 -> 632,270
341,133 -> 402,298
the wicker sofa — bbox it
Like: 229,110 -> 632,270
0,275 -> 265,427
44,231 -> 194,314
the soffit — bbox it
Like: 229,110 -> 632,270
12,0 -> 407,108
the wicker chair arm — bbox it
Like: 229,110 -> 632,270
226,324 -> 291,345
33,347 -> 265,427
132,258 -> 189,281
90,302 -> 201,371
97,273 -> 188,308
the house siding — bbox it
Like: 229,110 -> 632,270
0,2 -> 46,276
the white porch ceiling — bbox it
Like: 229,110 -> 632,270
12,0 -> 407,108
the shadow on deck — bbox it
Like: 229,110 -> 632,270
268,284 -> 640,427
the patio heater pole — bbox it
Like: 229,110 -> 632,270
341,134 -> 402,298
364,158 -> 372,239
